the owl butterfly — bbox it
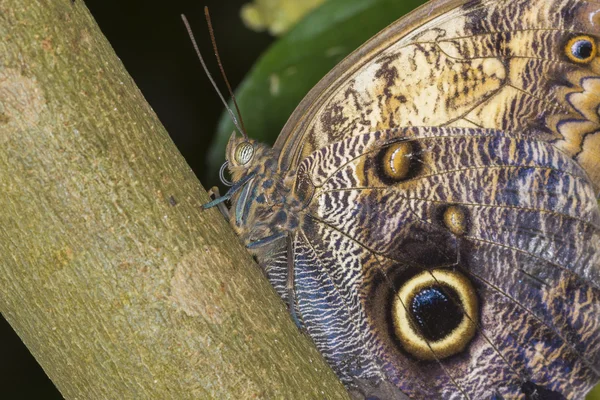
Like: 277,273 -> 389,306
205,0 -> 600,398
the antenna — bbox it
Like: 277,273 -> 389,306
204,7 -> 248,138
181,14 -> 247,139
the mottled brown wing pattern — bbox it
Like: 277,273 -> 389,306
274,0 -> 600,193
216,0 -> 600,398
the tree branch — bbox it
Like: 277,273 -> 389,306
0,1 -> 349,398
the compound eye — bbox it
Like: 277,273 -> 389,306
234,142 -> 254,165
566,36 -> 597,63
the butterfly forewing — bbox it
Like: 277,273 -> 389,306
275,0 -> 600,193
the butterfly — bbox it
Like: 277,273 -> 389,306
204,0 -> 600,398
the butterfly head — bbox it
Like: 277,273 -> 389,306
224,131 -> 274,183
225,132 -> 256,182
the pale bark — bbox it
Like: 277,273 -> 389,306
0,1 -> 349,398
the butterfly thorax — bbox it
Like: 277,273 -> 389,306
226,139 -> 302,253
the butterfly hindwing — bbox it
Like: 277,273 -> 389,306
285,126 -> 600,398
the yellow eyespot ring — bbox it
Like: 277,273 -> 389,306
392,269 -> 478,360
234,141 -> 254,165
566,36 -> 597,64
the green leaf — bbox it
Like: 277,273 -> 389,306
208,0 -> 427,179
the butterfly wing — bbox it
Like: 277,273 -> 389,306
258,0 -> 600,398
283,126 -> 600,399
274,0 -> 600,193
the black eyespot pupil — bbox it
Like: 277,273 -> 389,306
410,285 -> 463,342
572,39 -> 594,60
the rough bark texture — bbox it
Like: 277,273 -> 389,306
0,1 -> 349,398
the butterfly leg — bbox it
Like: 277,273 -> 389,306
206,186 -> 230,219
286,234 -> 304,330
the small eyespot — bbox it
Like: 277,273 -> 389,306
442,205 -> 468,236
234,142 -> 254,165
375,141 -> 422,185
566,36 -> 597,63
384,142 -> 412,180
392,269 -> 478,360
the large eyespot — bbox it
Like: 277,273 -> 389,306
392,269 -> 478,360
566,36 -> 597,64
234,141 -> 255,165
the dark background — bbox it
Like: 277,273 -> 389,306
1,0 -> 273,398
